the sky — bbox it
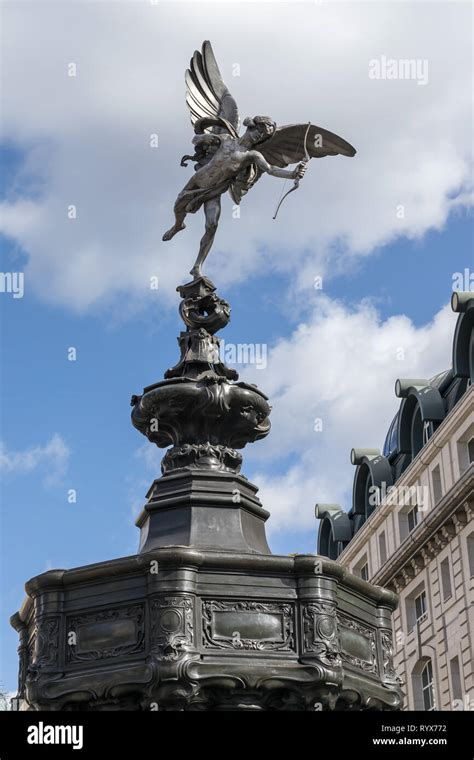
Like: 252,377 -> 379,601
0,0 -> 472,696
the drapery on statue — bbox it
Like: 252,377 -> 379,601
163,41 -> 357,280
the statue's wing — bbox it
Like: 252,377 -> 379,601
185,41 -> 239,134
258,123 -> 356,167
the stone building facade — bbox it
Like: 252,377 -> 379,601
317,292 -> 474,710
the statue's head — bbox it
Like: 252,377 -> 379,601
243,116 -> 276,145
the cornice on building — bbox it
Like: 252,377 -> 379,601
371,468 -> 473,591
336,385 -> 474,567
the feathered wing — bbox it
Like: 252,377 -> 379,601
230,123 -> 356,204
257,123 -> 356,167
185,41 -> 239,133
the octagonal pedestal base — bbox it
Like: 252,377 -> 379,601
136,470 -> 271,554
11,549 -> 402,712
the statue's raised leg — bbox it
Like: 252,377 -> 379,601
163,180 -> 198,242
162,210 -> 186,241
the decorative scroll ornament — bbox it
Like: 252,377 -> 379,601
302,602 -> 341,666
131,276 -> 271,475
150,596 -> 194,662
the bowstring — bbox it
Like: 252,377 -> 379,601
272,121 -> 311,218
274,178 -> 288,212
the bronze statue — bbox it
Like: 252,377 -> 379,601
163,41 -> 356,280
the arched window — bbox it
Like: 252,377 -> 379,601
396,382 -> 445,469
351,451 -> 393,527
411,403 -> 424,458
452,293 -> 474,385
412,658 -> 436,711
421,661 -> 435,710
316,506 -> 353,560
318,517 -> 338,560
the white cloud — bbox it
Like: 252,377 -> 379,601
239,296 -> 456,536
0,433 -> 70,485
134,442 -> 161,473
127,295 -> 456,540
0,0 -> 471,312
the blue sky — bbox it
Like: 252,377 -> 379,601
0,0 -> 472,695
1,198 -> 471,693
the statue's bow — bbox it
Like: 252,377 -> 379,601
273,121 -> 311,220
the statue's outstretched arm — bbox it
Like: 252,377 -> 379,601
252,151 -> 302,180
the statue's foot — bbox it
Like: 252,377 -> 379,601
189,267 -> 202,280
162,222 -> 185,242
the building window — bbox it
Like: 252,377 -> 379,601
399,505 -> 421,542
408,505 -> 419,533
432,465 -> 443,504
440,557 -> 452,601
406,585 -> 428,631
412,658 -> 437,711
469,438 -> 474,465
421,660 -> 436,711
354,555 -> 369,581
378,531 -> 387,565
467,534 -> 474,578
450,656 -> 463,704
457,436 -> 474,474
415,590 -> 427,625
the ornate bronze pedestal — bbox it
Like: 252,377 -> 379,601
11,278 -> 402,711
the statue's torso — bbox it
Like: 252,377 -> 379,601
194,137 -> 252,188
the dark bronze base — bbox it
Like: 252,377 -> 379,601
10,277 -> 401,711
136,470 -> 271,554
11,548 -> 402,711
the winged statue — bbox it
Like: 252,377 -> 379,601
163,41 -> 356,280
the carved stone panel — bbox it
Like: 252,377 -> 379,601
202,600 -> 295,651
337,613 -> 378,674
66,605 -> 145,663
30,617 -> 59,668
380,629 -> 401,684
302,602 -> 341,665
150,595 -> 194,661
27,632 -> 36,670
